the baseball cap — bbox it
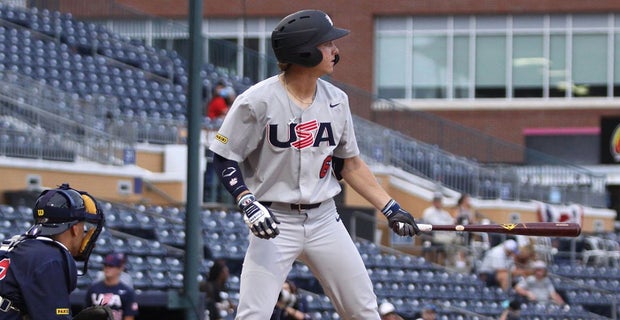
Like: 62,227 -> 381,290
423,304 -> 437,312
531,260 -> 547,269
432,192 -> 443,200
503,239 -> 519,254
379,302 -> 395,316
104,252 -> 126,268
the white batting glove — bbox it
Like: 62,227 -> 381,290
381,199 -> 420,237
238,194 -> 280,239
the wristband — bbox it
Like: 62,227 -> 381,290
238,193 -> 256,209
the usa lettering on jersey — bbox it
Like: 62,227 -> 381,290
268,120 -> 335,149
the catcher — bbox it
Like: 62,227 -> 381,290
0,183 -> 112,320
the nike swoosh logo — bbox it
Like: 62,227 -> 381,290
329,103 -> 340,108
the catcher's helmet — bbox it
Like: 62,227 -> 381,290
271,9 -> 349,67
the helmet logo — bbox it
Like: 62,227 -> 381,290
325,14 -> 334,26
37,209 -> 44,216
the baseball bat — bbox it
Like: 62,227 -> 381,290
416,222 -> 581,237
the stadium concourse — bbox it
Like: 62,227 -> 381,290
0,3 -> 617,320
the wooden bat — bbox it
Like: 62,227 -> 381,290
416,222 -> 581,237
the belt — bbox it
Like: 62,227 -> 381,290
263,202 -> 321,210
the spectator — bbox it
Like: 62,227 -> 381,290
200,259 -> 235,320
422,192 -> 456,265
499,300 -> 521,320
94,252 -> 134,288
455,193 -> 478,225
206,80 -> 235,121
379,301 -> 404,320
415,304 -> 437,320
85,252 -> 139,320
514,260 -> 565,305
477,239 -> 520,291
271,280 -> 310,320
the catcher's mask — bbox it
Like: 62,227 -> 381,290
27,183 -> 104,274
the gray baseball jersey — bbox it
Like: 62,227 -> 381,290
209,75 -> 359,204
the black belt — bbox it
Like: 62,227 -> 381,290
263,202 -> 321,210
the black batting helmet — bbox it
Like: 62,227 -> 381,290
271,9 -> 349,67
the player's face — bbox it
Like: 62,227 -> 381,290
316,40 -> 340,74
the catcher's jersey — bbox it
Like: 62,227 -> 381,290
209,75 -> 359,204
0,237 -> 77,320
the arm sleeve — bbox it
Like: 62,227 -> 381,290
24,259 -> 73,320
212,153 -> 249,199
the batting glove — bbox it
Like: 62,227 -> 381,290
381,199 -> 420,237
238,193 -> 280,239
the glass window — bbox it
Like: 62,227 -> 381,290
513,35 -> 544,97
549,34 -> 567,97
572,34 -> 607,97
475,36 -> 506,97
476,16 -> 507,31
453,16 -> 470,32
572,14 -> 608,30
375,17 -> 408,31
412,17 -> 447,31
412,35 -> 447,98
376,35 -> 408,98
513,15 -> 544,30
453,35 -> 470,98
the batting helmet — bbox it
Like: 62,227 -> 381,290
271,9 -> 349,67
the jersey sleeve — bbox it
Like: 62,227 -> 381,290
24,259 -> 73,320
209,94 -> 263,162
332,97 -> 359,159
122,286 -> 139,317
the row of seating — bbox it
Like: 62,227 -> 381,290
1,201 -> 619,319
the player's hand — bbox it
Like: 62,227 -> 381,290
238,193 -> 280,239
381,199 -> 420,237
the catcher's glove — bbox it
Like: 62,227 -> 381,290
73,305 -> 114,320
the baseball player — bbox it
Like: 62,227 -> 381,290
85,253 -> 139,320
0,183 -> 111,320
209,9 -> 420,319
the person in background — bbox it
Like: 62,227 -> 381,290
422,192 -> 456,266
415,304 -> 437,320
200,259 -> 235,320
514,260 -> 566,305
85,253 -> 139,320
206,80 -> 235,121
455,193 -> 478,225
477,239 -> 520,291
271,280 -> 310,320
499,300 -> 521,320
378,301 -> 404,320
95,252 -> 133,288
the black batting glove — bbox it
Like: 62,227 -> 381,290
381,199 -> 420,237
238,193 -> 280,239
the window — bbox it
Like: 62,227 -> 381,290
375,14 -> 620,100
